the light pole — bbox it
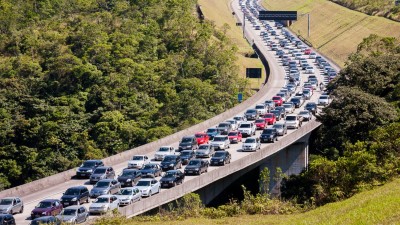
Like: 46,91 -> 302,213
299,13 -> 311,38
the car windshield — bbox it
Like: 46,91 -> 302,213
255,119 -> 265,123
181,137 -> 192,143
300,111 -> 309,115
283,104 -> 292,108
132,156 -> 144,160
246,109 -> 256,113
291,99 -> 300,102
93,168 -> 106,174
36,201 -> 52,208
188,160 -> 200,166
199,145 -> 210,149
213,152 -> 225,157
226,120 -> 235,125
95,181 -> 110,188
228,132 -> 238,136
239,124 -> 250,128
82,161 -> 96,167
142,164 -> 155,170
180,151 -> 192,156
65,189 -> 80,195
164,172 -> 177,178
62,209 -> 77,216
207,128 -> 217,133
0,199 -> 12,205
255,105 -> 264,109
121,171 -> 136,176
286,116 -> 297,121
218,123 -> 229,128
306,103 -> 316,107
195,134 -> 204,138
273,124 -> 283,129
118,189 -> 133,195
264,114 -> 273,118
136,181 -> 151,186
320,96 -> 328,99
95,197 -> 109,203
245,139 -> 256,143
163,156 -> 175,162
158,147 -> 170,152
233,116 -> 242,121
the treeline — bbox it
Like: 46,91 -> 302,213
0,0 -> 249,190
330,0 -> 400,21
282,34 -> 400,205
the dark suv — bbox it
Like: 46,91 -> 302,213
178,136 -> 198,152
76,160 -> 104,178
260,128 -> 278,143
160,155 -> 182,171
60,186 -> 89,207
117,169 -> 142,187
89,166 -> 115,184
0,214 -> 15,225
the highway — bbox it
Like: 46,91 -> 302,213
5,0 -> 338,224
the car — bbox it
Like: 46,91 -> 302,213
318,95 -> 330,106
117,169 -> 142,187
0,197 -> 23,215
238,122 -> 256,137
290,97 -> 304,108
244,108 -> 259,120
264,100 -> 276,110
255,119 -> 267,130
206,128 -> 220,140
160,155 -> 182,171
90,179 -> 121,198
260,128 -> 279,143
272,96 -> 283,106
217,122 -> 232,135
179,150 -> 196,165
298,110 -> 313,121
139,163 -> 162,178
262,113 -> 277,125
210,136 -> 230,150
178,136 -> 198,152
127,155 -> 149,169
195,132 -> 209,145
76,160 -> 104,178
89,166 -> 115,184
309,52 -> 317,59
302,89 -> 312,100
304,49 -> 312,55
160,170 -> 185,188
154,146 -> 176,161
242,137 -> 261,152
115,187 -> 141,206
31,199 -> 63,219
30,216 -> 61,225
184,159 -> 209,175
233,115 -> 247,124
228,131 -> 243,143
89,195 -> 119,214
61,186 -> 89,207
272,122 -> 287,135
210,151 -> 231,166
270,110 -> 282,121
282,103 -> 295,114
255,104 -> 268,115
56,205 -> 88,224
0,214 -> 15,225
305,66 -> 315,74
276,93 -> 287,102
225,119 -> 239,130
135,178 -> 160,197
304,102 -> 317,115
196,144 -> 215,158
285,114 -> 302,129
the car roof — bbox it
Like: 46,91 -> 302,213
40,199 -> 59,203
97,195 -> 115,198
95,166 -> 110,169
139,178 -> 156,181
97,179 -> 115,182
1,197 -> 19,200
63,205 -> 82,210
67,186 -> 88,190
85,159 -> 102,162
32,216 -> 56,221
122,169 -> 139,172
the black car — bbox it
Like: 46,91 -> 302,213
60,186 -> 89,207
290,97 -> 303,108
160,155 -> 182,171
159,170 -> 185,188
117,169 -> 142,187
30,216 -> 61,225
275,106 -> 287,118
270,110 -> 282,121
179,150 -> 196,165
260,128 -> 278,143
305,102 -> 317,115
184,159 -> 209,175
139,163 -> 162,178
76,160 -> 104,178
210,151 -> 231,166
178,136 -> 198,152
0,214 -> 15,225
245,109 -> 258,120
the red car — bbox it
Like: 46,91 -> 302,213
304,49 -> 312,55
195,132 -> 209,145
263,113 -> 277,125
255,119 -> 267,130
272,96 -> 283,106
228,131 -> 242,143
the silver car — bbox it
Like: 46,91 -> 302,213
196,144 -> 215,158
242,137 -> 261,152
90,179 -> 121,198
0,197 -> 23,214
115,187 -> 141,206
56,206 -> 88,224
272,122 -> 288,136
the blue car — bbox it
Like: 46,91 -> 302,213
206,128 -> 220,140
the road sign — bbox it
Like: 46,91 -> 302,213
246,68 -> 262,78
258,11 -> 297,21
238,93 -> 243,103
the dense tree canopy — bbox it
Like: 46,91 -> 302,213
0,0 -> 249,189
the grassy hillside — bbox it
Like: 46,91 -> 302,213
199,0 -> 265,89
330,0 -> 400,21
95,178 -> 400,224
262,0 -> 400,67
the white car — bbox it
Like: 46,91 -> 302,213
225,119 -> 239,130
115,187 -> 141,206
233,115 -> 247,124
255,104 -> 267,115
0,197 -> 23,214
154,146 -> 176,161
89,195 -> 119,215
210,136 -> 230,150
305,67 -> 315,74
238,122 -> 256,137
309,52 -> 317,59
282,103 -> 295,114
135,178 -> 160,197
318,95 -> 330,106
285,114 -> 302,129
242,137 -> 261,152
127,155 -> 149,169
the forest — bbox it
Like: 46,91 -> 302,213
0,0 -> 249,189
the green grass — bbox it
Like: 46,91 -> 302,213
262,0 -> 400,67
199,0 -> 265,89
